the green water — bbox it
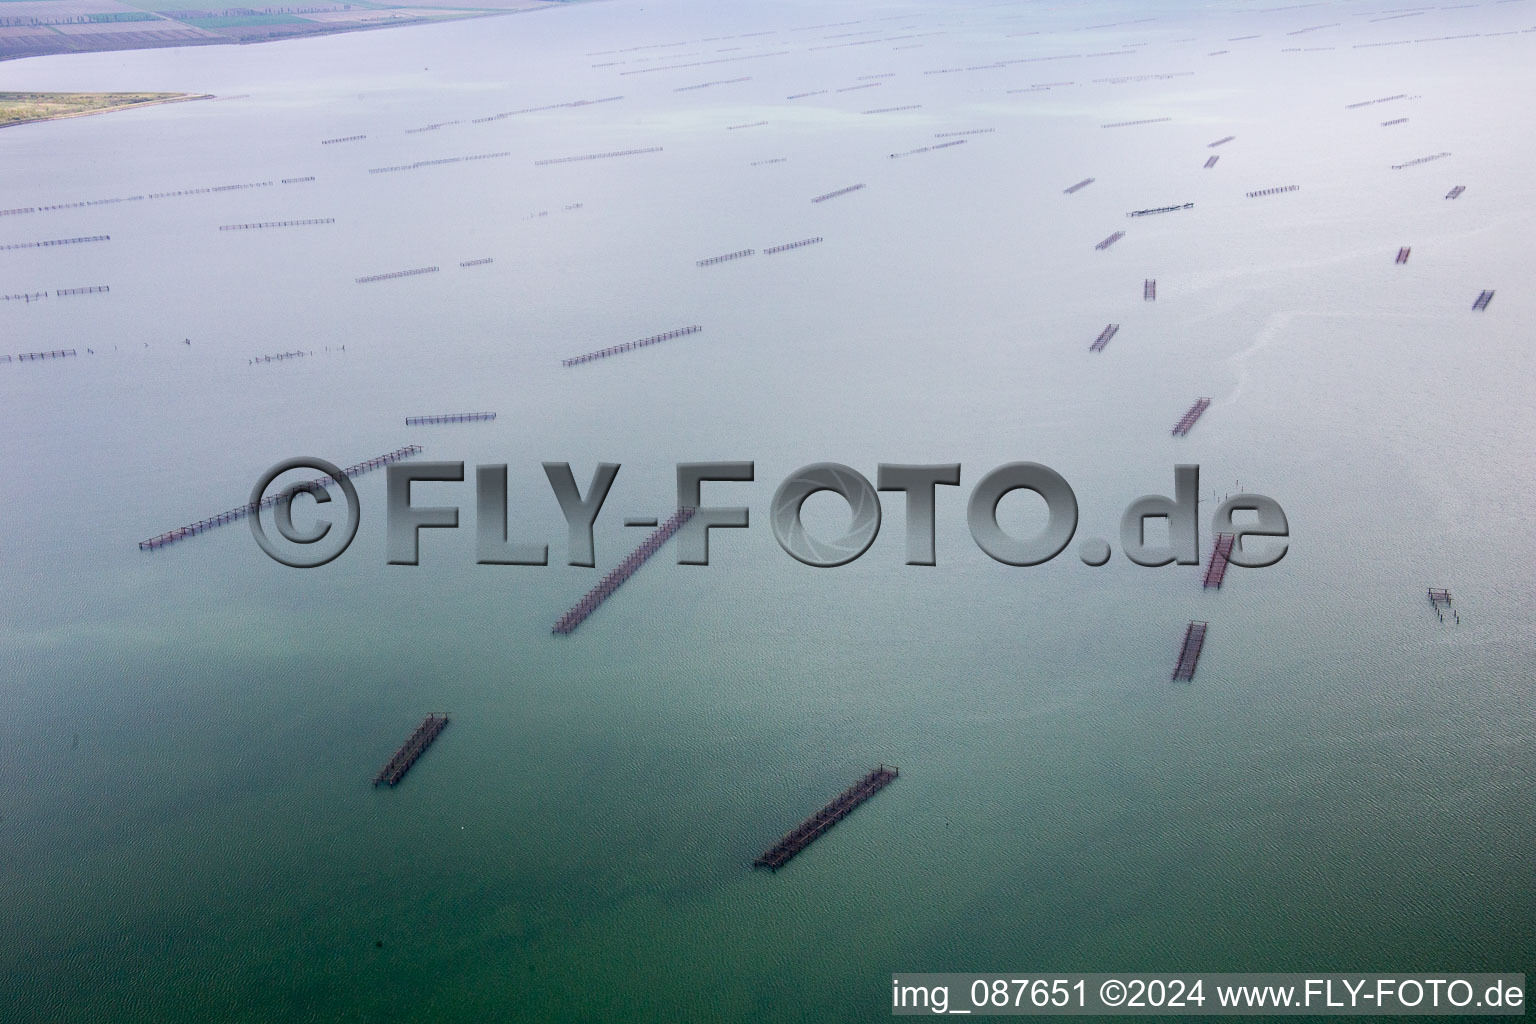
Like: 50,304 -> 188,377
2,0 -> 1535,1019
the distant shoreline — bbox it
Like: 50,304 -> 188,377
0,92 -> 214,129
0,1 -> 586,65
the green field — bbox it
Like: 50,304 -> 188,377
177,12 -> 309,26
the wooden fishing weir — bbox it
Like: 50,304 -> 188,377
1144,279 -> 1157,301
150,181 -> 271,200
1396,247 -> 1411,264
371,152 -> 510,175
1204,155 -> 1219,169
322,134 -> 365,144
890,140 -> 966,159
562,325 -> 701,367
1172,398 -> 1211,436
1473,290 -> 1495,311
139,444 -> 422,551
534,147 -> 662,166
1247,185 -> 1298,198
405,412 -> 496,425
1172,622 -> 1208,681
56,286 -> 108,297
1064,177 -> 1095,194
1445,186 -> 1465,199
552,507 -> 696,634
1128,203 -> 1192,218
1090,324 -> 1119,352
1,292 -> 46,304
1095,231 -> 1125,251
219,219 -> 334,231
1391,153 -> 1450,170
11,348 -> 76,362
812,184 -> 866,203
1203,533 -> 1235,588
764,237 -> 822,254
356,266 -> 439,285
460,258 -> 494,268
251,350 -> 307,364
0,235 -> 109,252
754,765 -> 898,870
698,249 -> 754,267
1428,588 -> 1453,621
1208,135 -> 1236,147
373,713 -> 449,787
472,96 -> 622,124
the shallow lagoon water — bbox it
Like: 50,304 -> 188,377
2,1 -> 1535,1020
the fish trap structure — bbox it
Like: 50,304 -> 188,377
1391,153 -> 1450,170
459,258 -> 494,268
697,249 -> 754,267
405,412 -> 497,425
56,286 -> 109,297
472,96 -> 622,124
149,181 -> 272,200
1204,156 -> 1220,169
322,135 -> 365,144
1128,203 -> 1193,218
356,266 -> 439,284
1144,279 -> 1157,301
1063,177 -> 1095,194
370,152 -> 510,175
553,507 -> 695,634
1445,186 -> 1465,199
1172,621 -> 1208,681
1473,290 -> 1495,311
764,237 -> 823,254
753,765 -> 898,870
1247,185 -> 1299,198
1095,231 -> 1125,251
534,146 -> 662,166
1090,324 -> 1119,352
373,713 -> 449,787
1208,135 -> 1236,147
12,348 -> 76,362
811,184 -> 866,203
139,445 -> 423,551
0,235 -> 109,252
562,325 -> 701,367
282,177 -> 316,184
251,351 -> 307,364
1,292 -> 46,303
1428,588 -> 1453,621
1203,533 -> 1235,588
1172,398 -> 1211,436
1396,247 -> 1411,264
219,219 -> 334,231
890,140 -> 967,158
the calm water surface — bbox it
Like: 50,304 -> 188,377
2,0 -> 1535,1020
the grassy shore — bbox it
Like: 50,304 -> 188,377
0,92 -> 211,129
